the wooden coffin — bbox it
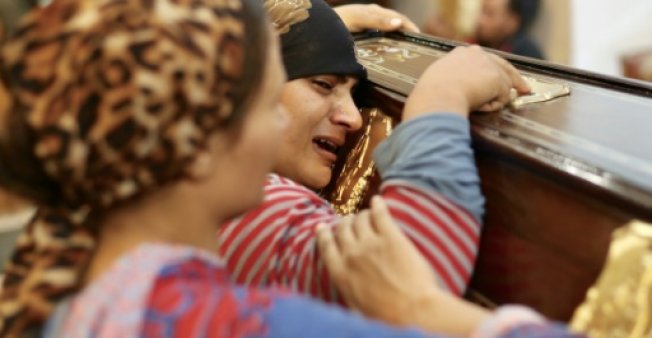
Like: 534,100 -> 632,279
322,31 -> 652,321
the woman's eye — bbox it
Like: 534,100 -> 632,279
313,80 -> 334,91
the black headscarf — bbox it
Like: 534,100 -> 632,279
277,0 -> 366,80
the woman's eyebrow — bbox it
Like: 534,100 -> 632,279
334,75 -> 359,86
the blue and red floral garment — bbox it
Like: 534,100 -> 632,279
43,243 -> 583,338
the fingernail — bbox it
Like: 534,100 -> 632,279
389,18 -> 402,27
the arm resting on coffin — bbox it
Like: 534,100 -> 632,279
217,113 -> 482,299
333,4 -> 420,33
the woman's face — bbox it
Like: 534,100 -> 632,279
207,33 -> 287,219
273,75 -> 361,189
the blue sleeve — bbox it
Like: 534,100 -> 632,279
262,295 -> 433,338
373,113 -> 484,223
262,295 -> 582,338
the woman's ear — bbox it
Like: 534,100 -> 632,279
186,151 -> 217,181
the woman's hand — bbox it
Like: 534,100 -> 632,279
318,196 -> 491,337
334,4 -> 420,33
403,45 -> 531,120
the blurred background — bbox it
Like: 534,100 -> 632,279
328,0 -> 652,82
0,0 -> 40,275
3,0 -> 651,79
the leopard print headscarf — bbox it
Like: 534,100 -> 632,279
0,0 -> 251,336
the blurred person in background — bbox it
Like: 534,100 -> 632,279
474,0 -> 544,58
424,0 -> 544,59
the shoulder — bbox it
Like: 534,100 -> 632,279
221,174 -> 336,229
45,244 -> 223,337
265,174 -> 315,194
146,263 -> 428,338
510,34 -> 544,59
150,257 -> 286,300
145,258 -> 291,337
263,173 -> 329,206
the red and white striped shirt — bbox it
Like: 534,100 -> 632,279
218,173 -> 481,302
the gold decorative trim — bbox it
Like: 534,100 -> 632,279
329,108 -> 394,215
510,76 -> 571,108
571,220 -> 652,338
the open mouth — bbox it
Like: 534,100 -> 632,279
313,137 -> 340,156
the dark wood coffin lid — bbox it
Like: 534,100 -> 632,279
354,31 -> 652,220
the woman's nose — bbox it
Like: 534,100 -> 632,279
331,97 -> 362,132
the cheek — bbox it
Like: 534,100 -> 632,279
247,113 -> 285,168
280,103 -> 316,144
282,88 -> 328,126
297,100 -> 330,124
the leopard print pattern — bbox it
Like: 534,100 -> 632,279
0,0 -> 247,336
263,0 -> 312,34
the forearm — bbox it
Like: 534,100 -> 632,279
402,290 -> 491,338
397,291 -> 564,338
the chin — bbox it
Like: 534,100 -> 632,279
304,167 -> 332,190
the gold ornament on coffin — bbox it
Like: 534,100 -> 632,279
571,220 -> 652,338
511,76 -> 571,109
328,108 -> 394,215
